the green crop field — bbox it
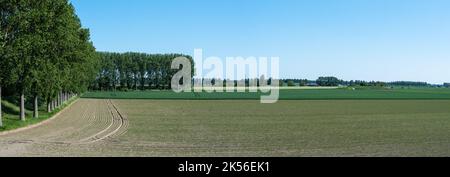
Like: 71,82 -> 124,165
81,87 -> 450,100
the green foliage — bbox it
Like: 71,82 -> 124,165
280,79 -> 308,86
387,81 -> 429,87
0,0 -> 98,125
93,52 -> 194,91
298,79 -> 308,86
1,0 -> 97,99
316,76 -> 342,86
287,80 -> 296,87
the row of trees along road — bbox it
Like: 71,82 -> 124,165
93,52 -> 194,91
0,0 -> 99,127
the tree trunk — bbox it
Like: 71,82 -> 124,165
58,92 -> 61,107
61,93 -> 64,103
33,95 -> 38,118
47,101 -> 51,113
0,86 -> 2,127
134,74 -> 138,90
55,96 -> 58,108
20,93 -> 25,121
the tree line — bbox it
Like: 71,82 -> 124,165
281,77 -> 446,87
92,52 -> 194,91
0,0 -> 98,127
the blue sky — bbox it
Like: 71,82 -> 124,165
71,0 -> 450,84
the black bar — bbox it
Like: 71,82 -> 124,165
0,157 -> 448,176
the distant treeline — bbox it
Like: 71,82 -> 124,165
92,53 -> 447,91
280,77 -> 445,87
92,52 -> 194,91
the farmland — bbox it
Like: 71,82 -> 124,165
111,99 -> 450,156
1,90 -> 450,156
2,0 -> 450,161
82,87 -> 450,100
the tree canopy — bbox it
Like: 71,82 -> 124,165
92,52 -> 193,91
316,77 -> 342,86
0,0 -> 98,125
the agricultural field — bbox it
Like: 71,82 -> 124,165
0,99 -> 128,156
3,0 -> 450,163
1,88 -> 450,156
82,87 -> 450,100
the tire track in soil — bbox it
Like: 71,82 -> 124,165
75,99 -> 128,144
0,99 -> 129,156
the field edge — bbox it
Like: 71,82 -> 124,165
0,97 -> 79,135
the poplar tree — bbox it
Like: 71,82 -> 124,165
1,0 -> 98,123
0,0 -> 18,126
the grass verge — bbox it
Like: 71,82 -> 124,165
0,96 -> 78,132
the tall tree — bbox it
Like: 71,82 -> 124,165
93,52 -> 194,91
0,0 -> 18,126
0,0 -> 97,127
0,0 -> 34,121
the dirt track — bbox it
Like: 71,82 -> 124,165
0,99 -> 129,156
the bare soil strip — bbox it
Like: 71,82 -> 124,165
0,99 -> 129,156
77,100 -> 128,144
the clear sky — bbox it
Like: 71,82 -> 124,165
71,0 -> 450,84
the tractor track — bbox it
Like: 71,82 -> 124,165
77,100 -> 128,144
0,99 -> 129,156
